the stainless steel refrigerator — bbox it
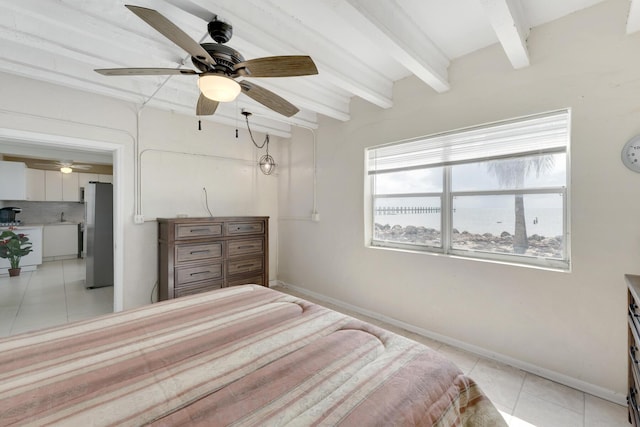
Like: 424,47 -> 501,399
85,182 -> 113,288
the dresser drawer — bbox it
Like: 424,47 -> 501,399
633,346 -> 640,388
631,302 -> 640,318
227,257 -> 263,276
226,221 -> 264,236
174,281 -> 223,298
227,275 -> 264,287
228,238 -> 263,257
176,242 -> 223,264
631,388 -> 640,427
632,303 -> 640,340
176,263 -> 223,286
176,223 -> 223,239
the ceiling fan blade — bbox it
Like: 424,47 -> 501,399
234,56 -> 318,77
240,81 -> 299,117
196,93 -> 219,116
95,68 -> 197,76
34,163 -> 59,169
125,5 -> 216,66
33,162 -> 90,171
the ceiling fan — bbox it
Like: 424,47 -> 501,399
35,160 -> 92,173
95,5 -> 318,117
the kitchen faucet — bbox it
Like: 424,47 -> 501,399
60,212 -> 65,222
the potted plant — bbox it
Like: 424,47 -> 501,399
0,229 -> 33,276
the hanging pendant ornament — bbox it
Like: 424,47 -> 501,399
242,110 -> 276,175
259,136 -> 276,175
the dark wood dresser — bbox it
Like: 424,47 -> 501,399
158,216 -> 269,300
627,274 -> 640,425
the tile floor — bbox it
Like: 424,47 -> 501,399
0,266 -> 628,427
0,258 -> 113,337
277,286 -> 629,427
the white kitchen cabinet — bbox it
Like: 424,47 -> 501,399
78,173 -> 99,189
0,161 -> 26,200
44,171 -> 80,201
0,226 -> 43,272
25,168 -> 45,201
98,174 -> 113,183
43,224 -> 77,259
62,172 -> 80,201
45,170 -> 63,201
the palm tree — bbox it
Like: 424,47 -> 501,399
486,156 -> 555,254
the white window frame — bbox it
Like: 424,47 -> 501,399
365,109 -> 571,270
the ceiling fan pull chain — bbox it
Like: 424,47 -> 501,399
235,99 -> 239,139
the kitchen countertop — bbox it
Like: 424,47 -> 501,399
0,225 -> 44,230
0,223 -> 82,232
17,222 -> 80,227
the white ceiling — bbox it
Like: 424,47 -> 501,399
0,0 -> 637,138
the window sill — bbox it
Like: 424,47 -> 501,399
367,243 -> 571,273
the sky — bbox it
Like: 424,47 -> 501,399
373,153 -> 567,209
375,153 -> 566,193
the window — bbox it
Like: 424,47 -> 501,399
366,109 -> 570,269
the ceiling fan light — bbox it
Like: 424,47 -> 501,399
198,74 -> 241,102
60,166 -> 73,174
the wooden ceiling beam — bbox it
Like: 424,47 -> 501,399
341,0 -> 450,93
479,0 -> 530,69
0,1 -> 186,68
627,0 -> 640,34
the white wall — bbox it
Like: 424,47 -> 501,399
278,0 -> 640,401
0,74 -> 279,309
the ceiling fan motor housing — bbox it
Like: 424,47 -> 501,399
208,19 -> 233,44
193,43 -> 245,75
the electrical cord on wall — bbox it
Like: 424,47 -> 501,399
203,187 -> 213,217
242,110 -> 269,149
150,280 -> 158,304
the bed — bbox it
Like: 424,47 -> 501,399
0,285 -> 506,426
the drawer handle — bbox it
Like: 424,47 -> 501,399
190,250 -> 210,255
237,245 -> 255,250
632,388 -> 640,412
190,271 -> 210,276
190,228 -> 211,233
236,264 -> 254,269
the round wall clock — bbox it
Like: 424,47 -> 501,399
622,135 -> 640,172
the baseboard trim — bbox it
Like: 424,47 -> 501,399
43,255 -> 78,262
273,281 -> 626,406
0,264 -> 37,275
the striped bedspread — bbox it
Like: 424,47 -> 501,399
0,285 -> 506,426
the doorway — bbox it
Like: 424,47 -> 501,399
0,128 -> 124,312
